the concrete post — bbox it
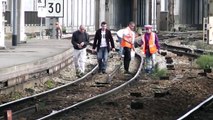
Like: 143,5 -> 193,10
145,0 -> 150,25
9,0 -> 13,32
99,0 -> 105,27
95,0 -> 100,30
12,0 -> 17,46
133,0 -> 138,25
168,0 -> 174,31
152,0 -> 157,31
156,0 -> 161,31
105,0 -> 109,25
17,0 -> 26,43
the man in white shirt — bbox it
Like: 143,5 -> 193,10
116,28 -> 125,57
92,22 -> 115,74
120,21 -> 135,74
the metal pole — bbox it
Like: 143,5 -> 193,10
0,0 -> 5,48
17,0 -> 25,43
40,17 -> 42,39
152,0 -> 157,31
18,0 -> 25,43
10,0 -> 13,32
12,0 -> 17,46
145,0 -> 149,25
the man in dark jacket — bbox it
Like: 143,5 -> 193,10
92,21 -> 115,74
72,25 -> 89,77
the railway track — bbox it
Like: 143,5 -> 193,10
177,95 -> 213,120
45,41 -> 213,120
1,33 -> 212,119
0,47 -> 143,119
161,42 -> 213,120
162,41 -> 213,58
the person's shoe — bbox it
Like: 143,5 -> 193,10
98,69 -> 102,74
124,71 -> 131,75
145,69 -> 152,74
102,70 -> 106,74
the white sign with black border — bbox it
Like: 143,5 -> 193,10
37,0 -> 46,7
37,6 -> 46,17
37,0 -> 46,17
46,0 -> 64,17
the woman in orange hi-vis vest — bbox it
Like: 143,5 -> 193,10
141,25 -> 160,73
121,21 -> 136,74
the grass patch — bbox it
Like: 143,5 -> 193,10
196,55 -> 213,69
10,92 -> 23,100
150,64 -> 168,80
44,80 -> 55,89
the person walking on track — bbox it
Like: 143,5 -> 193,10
120,21 -> 136,74
140,25 -> 160,73
55,22 -> 62,39
92,21 -> 115,74
71,25 -> 89,78
116,28 -> 125,57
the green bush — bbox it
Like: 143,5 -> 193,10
151,64 -> 168,79
196,55 -> 213,69
154,69 -> 167,77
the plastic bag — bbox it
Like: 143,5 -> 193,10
131,49 -> 135,59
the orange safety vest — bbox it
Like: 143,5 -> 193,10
121,27 -> 133,48
141,32 -> 157,54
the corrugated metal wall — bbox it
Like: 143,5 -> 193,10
63,0 -> 95,32
107,0 -> 132,29
5,0 -> 208,31
137,0 -> 146,27
179,0 -> 204,25
107,0 -> 147,29
5,11 -> 45,25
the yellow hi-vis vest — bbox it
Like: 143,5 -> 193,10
141,32 -> 157,54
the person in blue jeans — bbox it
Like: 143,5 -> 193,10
92,21 -> 115,74
140,25 -> 160,73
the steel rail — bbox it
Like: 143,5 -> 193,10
162,42 -> 213,57
162,42 -> 213,120
37,52 -> 143,120
177,95 -> 213,120
0,64 -> 98,115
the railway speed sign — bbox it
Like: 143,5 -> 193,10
46,0 -> 64,17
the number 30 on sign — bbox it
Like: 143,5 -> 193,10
46,0 -> 64,17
